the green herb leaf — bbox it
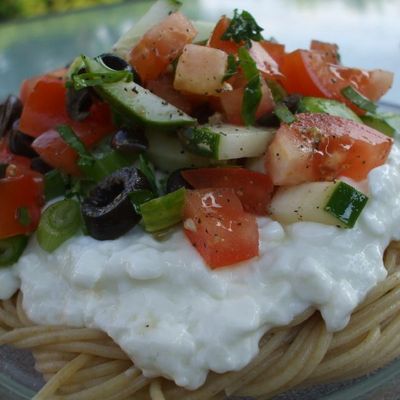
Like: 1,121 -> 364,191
274,103 -> 296,124
238,47 -> 262,126
0,235 -> 28,267
56,125 -> 95,168
17,207 -> 31,227
138,154 -> 159,195
69,68 -> 133,91
221,9 -> 264,48
341,86 -> 377,114
266,78 -> 287,103
223,54 -> 239,81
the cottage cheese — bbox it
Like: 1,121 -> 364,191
1,143 -> 400,389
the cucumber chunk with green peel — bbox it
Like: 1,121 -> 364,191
297,97 -> 361,123
270,180 -> 368,228
361,113 -> 399,137
84,57 -> 195,128
179,124 -> 275,160
146,129 -> 216,173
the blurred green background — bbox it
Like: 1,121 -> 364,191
0,0 -> 127,21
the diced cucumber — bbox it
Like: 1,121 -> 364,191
146,129 -> 215,173
361,113 -> 398,137
112,0 -> 182,59
297,97 -> 361,123
179,124 -> 275,160
84,57 -> 195,128
140,188 -> 185,232
270,180 -> 368,228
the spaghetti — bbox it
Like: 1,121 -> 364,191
1,242 -> 400,400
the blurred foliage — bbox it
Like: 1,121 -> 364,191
0,0 -> 127,21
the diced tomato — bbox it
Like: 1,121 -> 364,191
260,40 -> 285,67
182,167 -> 274,215
0,166 -> 44,239
208,16 -> 239,54
174,44 -> 228,96
310,40 -> 340,64
146,73 -> 195,115
183,188 -> 259,268
266,113 -> 393,185
219,78 -> 274,125
32,129 -> 80,176
248,41 -> 282,79
281,50 -> 393,113
19,68 -> 68,105
129,12 -> 197,83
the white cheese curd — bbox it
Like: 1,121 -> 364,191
2,142 -> 400,389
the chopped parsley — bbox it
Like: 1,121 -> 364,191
223,54 -> 239,81
221,9 -> 264,48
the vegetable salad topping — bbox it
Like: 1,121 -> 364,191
0,0 -> 398,269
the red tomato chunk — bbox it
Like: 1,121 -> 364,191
130,12 -> 197,83
0,167 -> 44,239
266,113 -> 393,186
183,189 -> 259,268
182,167 -> 274,215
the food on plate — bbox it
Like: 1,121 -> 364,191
1,0 -> 400,399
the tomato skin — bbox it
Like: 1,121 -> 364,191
260,40 -> 285,67
219,78 -> 274,125
208,16 -> 239,54
281,50 -> 394,113
0,167 -> 44,239
130,12 -> 197,83
266,113 -> 393,185
183,188 -> 259,268
182,167 -> 274,215
310,40 -> 340,64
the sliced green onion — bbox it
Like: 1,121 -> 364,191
274,102 -> 296,124
0,235 -> 28,267
45,170 -> 67,202
138,154 -> 159,195
129,189 -> 155,214
37,199 -> 81,253
341,86 -> 377,114
56,125 -> 94,168
223,54 -> 239,81
324,181 -> 368,228
70,69 -> 133,91
238,47 -> 262,126
17,207 -> 31,227
140,188 -> 185,232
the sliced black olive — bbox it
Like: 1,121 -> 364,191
66,87 -> 93,121
191,103 -> 214,125
81,166 -> 151,240
111,127 -> 148,155
0,95 -> 23,138
98,53 -> 141,85
31,157 -> 53,174
166,169 -> 193,194
8,120 -> 37,158
0,163 -> 8,179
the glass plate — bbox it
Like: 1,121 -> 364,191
0,1 -> 399,398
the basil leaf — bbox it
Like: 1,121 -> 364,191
341,86 -> 377,114
238,47 -> 262,126
56,125 -> 95,168
223,54 -> 239,81
221,9 -> 263,48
